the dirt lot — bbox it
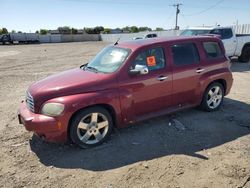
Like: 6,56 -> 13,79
0,42 -> 249,188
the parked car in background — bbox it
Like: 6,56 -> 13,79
133,33 -> 158,40
181,26 -> 250,62
145,33 -> 158,38
18,36 -> 233,148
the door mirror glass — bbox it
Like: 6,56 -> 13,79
129,64 -> 149,75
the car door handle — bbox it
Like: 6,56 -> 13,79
157,76 -> 168,81
196,68 -> 205,73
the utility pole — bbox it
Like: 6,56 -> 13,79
171,3 -> 182,30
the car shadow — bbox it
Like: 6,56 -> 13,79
230,58 -> 250,72
30,98 -> 250,171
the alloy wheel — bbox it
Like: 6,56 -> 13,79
206,86 -> 223,109
76,112 -> 109,145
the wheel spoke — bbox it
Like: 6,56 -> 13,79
95,131 -> 103,141
208,90 -> 213,96
97,120 -> 108,129
91,113 -> 98,122
80,132 -> 91,143
211,101 -> 216,108
207,98 -> 213,106
78,122 -> 88,130
215,100 -> 220,107
214,86 -> 220,94
217,94 -> 222,100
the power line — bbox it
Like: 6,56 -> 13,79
183,0 -> 224,16
63,0 -> 165,6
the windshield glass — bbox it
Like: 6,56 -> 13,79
181,29 -> 211,36
85,46 -> 131,73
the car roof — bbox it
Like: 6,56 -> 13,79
116,36 -> 220,51
185,26 -> 232,30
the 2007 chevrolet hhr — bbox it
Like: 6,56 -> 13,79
18,36 -> 233,148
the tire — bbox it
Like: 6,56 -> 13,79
70,106 -> 113,148
200,82 -> 225,112
238,46 -> 250,63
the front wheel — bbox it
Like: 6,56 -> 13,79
200,82 -> 224,111
70,107 -> 113,148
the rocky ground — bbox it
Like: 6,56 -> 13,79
0,42 -> 249,188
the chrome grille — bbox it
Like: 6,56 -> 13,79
26,91 -> 34,112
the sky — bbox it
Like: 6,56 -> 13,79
1,0 -> 250,32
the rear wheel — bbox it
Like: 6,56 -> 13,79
70,107 -> 113,148
238,46 -> 250,63
200,82 -> 224,111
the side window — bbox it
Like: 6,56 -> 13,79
133,47 -> 166,71
171,43 -> 200,66
210,29 -> 221,36
221,29 -> 233,39
203,42 -> 222,59
210,29 -> 233,39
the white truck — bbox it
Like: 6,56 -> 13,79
181,26 -> 250,62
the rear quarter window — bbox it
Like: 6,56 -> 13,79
203,42 -> 223,59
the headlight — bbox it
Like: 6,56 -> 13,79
41,103 -> 64,116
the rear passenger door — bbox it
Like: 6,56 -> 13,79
170,42 -> 202,107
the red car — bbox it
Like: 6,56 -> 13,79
18,36 -> 233,148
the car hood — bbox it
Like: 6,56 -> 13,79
28,68 -> 116,110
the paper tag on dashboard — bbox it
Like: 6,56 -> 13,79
147,56 -> 156,66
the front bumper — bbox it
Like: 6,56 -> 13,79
18,101 -> 68,143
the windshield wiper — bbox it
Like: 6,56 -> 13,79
85,66 -> 99,73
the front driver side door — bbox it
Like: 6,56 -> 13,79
118,46 -> 173,122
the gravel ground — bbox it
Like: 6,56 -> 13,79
0,42 -> 249,188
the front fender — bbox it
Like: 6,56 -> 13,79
42,89 -> 122,132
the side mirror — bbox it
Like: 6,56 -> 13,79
129,65 -> 149,75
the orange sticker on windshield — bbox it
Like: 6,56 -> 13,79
147,56 -> 156,66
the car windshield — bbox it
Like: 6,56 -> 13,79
181,29 -> 211,36
84,46 -> 131,73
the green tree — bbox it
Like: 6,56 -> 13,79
103,28 -> 111,34
156,27 -> 164,31
0,27 -> 8,34
138,27 -> 152,32
11,30 -> 16,33
122,26 -> 130,33
71,28 -> 78,34
58,26 -> 71,34
40,29 -> 48,35
84,27 -> 94,34
94,26 -> 104,34
84,26 -> 104,34
130,26 -> 139,33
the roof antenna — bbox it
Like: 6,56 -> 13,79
114,37 -> 120,45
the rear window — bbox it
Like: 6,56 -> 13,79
171,43 -> 200,66
203,42 -> 222,59
210,29 -> 233,39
